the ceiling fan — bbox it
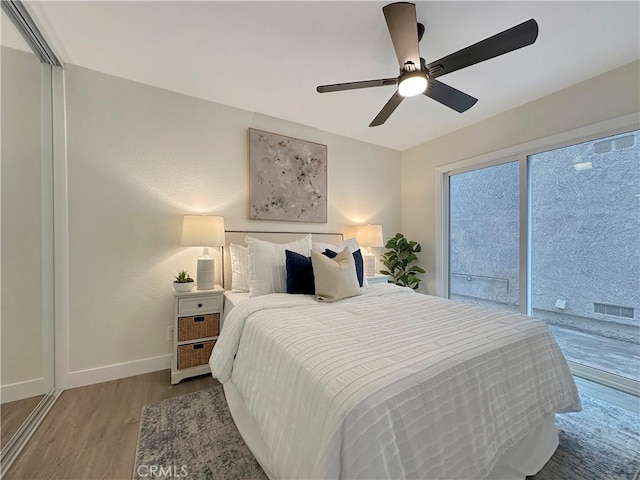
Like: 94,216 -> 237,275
316,2 -> 539,127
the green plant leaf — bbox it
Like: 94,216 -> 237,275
407,266 -> 426,274
380,233 -> 424,290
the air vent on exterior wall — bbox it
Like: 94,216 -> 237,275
594,302 -> 634,319
593,135 -> 635,154
593,140 -> 612,154
614,135 -> 635,149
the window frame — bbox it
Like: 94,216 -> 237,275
436,113 -> 639,300
436,112 -> 639,394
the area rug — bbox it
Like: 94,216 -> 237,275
134,385 -> 639,480
529,393 -> 639,480
133,387 -> 266,480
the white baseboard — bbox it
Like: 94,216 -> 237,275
1,378 -> 45,404
66,354 -> 171,389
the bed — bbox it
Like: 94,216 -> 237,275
210,231 -> 581,480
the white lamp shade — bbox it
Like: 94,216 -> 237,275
180,215 -> 226,247
355,224 -> 384,248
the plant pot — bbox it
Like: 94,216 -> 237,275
173,281 -> 195,292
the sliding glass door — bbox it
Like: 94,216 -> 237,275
445,128 -> 640,392
1,1 -> 62,473
529,131 -> 639,386
449,161 -> 520,312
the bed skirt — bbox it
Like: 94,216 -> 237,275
223,381 -> 558,480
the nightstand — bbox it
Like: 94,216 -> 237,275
171,286 -> 224,384
367,274 -> 389,285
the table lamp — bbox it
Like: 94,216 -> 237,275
355,224 -> 384,277
180,215 -> 225,290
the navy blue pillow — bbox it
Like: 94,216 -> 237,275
285,250 -> 315,295
323,248 -> 365,287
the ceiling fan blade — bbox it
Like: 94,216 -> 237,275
427,19 -> 539,79
424,79 -> 478,113
317,78 -> 398,93
369,91 -> 404,127
383,2 -> 421,71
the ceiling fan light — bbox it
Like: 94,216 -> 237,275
398,74 -> 427,97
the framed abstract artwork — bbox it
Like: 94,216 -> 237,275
248,128 -> 327,223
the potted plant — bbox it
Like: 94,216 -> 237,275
380,233 -> 425,290
173,270 -> 195,292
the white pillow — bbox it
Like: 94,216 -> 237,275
311,248 -> 362,302
246,234 -> 312,297
229,243 -> 249,292
312,237 -> 360,254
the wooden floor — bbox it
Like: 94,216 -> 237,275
5,370 -> 217,480
4,370 -> 638,480
1,395 -> 44,448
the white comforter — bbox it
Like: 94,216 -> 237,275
209,284 -> 580,480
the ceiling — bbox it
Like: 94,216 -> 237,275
24,1 -> 640,151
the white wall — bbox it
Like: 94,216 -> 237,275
63,64 -> 401,386
401,60 -> 640,295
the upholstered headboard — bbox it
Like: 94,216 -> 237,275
222,231 -> 344,289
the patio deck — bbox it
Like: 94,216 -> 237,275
548,324 -> 640,383
450,294 -> 640,386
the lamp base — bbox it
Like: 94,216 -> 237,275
196,257 -> 215,290
362,253 -> 376,277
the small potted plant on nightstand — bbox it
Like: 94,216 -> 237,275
173,270 -> 195,292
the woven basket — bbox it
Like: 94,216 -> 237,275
177,314 -> 219,341
177,340 -> 216,370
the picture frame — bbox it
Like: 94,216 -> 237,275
248,128 -> 327,223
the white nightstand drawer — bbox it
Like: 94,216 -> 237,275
178,296 -> 221,316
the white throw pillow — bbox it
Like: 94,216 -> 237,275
229,243 -> 249,292
311,248 -> 362,302
246,234 -> 312,297
312,237 -> 360,254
